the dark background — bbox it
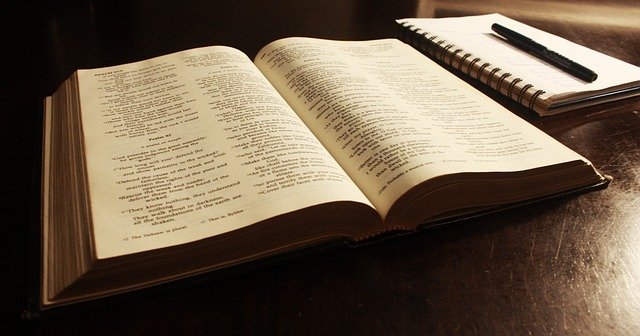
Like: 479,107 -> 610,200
3,1 -> 640,334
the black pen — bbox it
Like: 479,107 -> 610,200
491,23 -> 598,82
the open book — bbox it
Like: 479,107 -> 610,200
396,13 -> 640,116
41,36 -> 606,309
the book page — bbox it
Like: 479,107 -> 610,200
78,46 -> 372,259
399,14 -> 640,97
255,38 -> 586,219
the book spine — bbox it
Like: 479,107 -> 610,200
396,21 -> 549,114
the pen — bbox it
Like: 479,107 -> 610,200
491,23 -> 598,82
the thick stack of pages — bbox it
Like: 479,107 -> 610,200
41,36 -> 606,309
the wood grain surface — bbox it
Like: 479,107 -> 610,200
3,1 -> 639,334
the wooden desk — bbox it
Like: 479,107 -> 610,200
4,1 -> 639,334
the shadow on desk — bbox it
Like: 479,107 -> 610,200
3,0 -> 640,335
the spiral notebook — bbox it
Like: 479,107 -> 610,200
396,13 -> 640,116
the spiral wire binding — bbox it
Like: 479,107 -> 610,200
397,21 -> 547,112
